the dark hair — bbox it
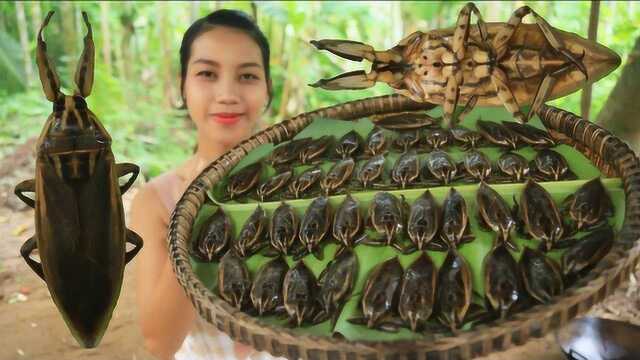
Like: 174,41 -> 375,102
179,9 -> 273,109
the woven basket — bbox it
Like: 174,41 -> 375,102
167,95 -> 640,360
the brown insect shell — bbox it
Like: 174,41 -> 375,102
268,137 -> 313,166
441,188 -> 470,248
218,251 -> 251,309
519,247 -> 564,304
450,126 -> 482,149
299,196 -> 332,253
407,190 -> 441,250
519,180 -> 564,251
360,257 -> 404,329
321,157 -> 356,193
497,152 -> 529,182
269,202 -> 299,255
21,11 -> 143,348
318,248 -> 358,315
370,111 -> 438,130
501,121 -> 556,148
332,194 -> 363,247
300,135 -> 335,164
235,205 -> 268,258
226,162 -> 262,199
257,168 -> 293,201
365,127 -> 387,155
476,182 -> 516,245
425,150 -> 459,184
398,252 -> 438,331
288,166 -> 323,198
192,206 -> 232,262
335,130 -> 363,158
250,257 -> 289,316
477,120 -> 520,150
534,149 -> 570,180
424,128 -> 451,150
357,154 -> 386,188
563,177 -> 614,231
483,244 -> 521,318
283,261 -> 319,326
391,150 -> 420,188
368,192 -> 406,244
561,226 -> 614,278
436,249 -> 472,332
463,150 -> 492,180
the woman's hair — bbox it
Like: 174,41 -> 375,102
179,9 -> 273,108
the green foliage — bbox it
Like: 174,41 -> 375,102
1,1 -> 639,179
0,30 -> 27,92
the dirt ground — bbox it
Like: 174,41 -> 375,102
0,141 -> 638,360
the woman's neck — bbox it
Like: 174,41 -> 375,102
179,140 -> 231,183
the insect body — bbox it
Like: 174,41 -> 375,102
14,11 -> 142,348
311,2 -> 620,127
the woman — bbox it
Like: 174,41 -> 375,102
130,9 -> 279,360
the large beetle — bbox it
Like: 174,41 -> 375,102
13,11 -> 142,348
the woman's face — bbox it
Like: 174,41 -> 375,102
183,26 -> 269,151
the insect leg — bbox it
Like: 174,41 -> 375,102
452,2 -> 488,61
14,179 -> 36,208
442,75 -> 461,128
309,69 -> 395,90
36,11 -> 61,102
492,6 -> 534,59
490,67 -> 527,123
20,237 -> 45,281
125,229 -> 143,264
310,39 -> 405,64
116,162 -> 140,194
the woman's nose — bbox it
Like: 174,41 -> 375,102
215,77 -> 240,104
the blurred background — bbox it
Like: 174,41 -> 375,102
0,2 -> 638,359
1,1 -> 639,179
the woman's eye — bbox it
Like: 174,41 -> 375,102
240,73 -> 259,81
197,71 -> 216,79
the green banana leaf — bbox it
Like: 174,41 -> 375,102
188,105 -> 625,342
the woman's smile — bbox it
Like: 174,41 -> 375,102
209,112 -> 245,125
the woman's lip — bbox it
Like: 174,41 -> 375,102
210,113 -> 243,125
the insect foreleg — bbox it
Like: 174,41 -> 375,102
20,237 -> 45,280
452,2 -> 488,61
490,67 -> 526,123
492,6 -> 533,59
14,179 -> 36,208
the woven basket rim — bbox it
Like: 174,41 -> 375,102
167,94 -> 640,359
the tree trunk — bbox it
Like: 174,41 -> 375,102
120,4 -> 135,107
29,2 -> 42,42
596,35 -> 640,150
159,3 -> 175,109
100,2 -> 112,75
60,2 -> 77,57
0,6 -> 6,36
580,0 -> 600,120
15,2 -> 33,88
